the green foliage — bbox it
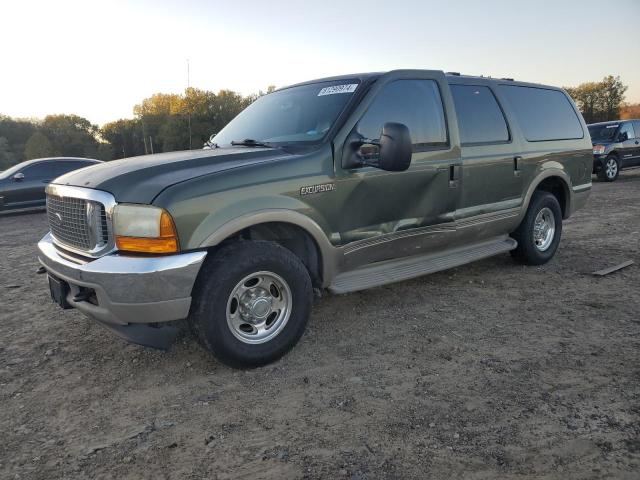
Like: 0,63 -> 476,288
24,131 -> 57,159
103,87 -> 257,158
40,114 -> 102,158
101,118 -> 146,158
0,115 -> 37,165
0,86 -> 269,162
0,136 -> 17,169
565,76 -> 628,123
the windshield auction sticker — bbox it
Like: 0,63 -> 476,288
317,84 -> 358,96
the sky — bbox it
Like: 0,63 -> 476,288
1,0 -> 639,126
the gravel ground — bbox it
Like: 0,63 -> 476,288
1,171 -> 639,480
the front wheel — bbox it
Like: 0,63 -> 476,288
189,241 -> 313,368
510,191 -> 563,265
597,155 -> 619,182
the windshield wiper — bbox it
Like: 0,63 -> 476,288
230,139 -> 273,148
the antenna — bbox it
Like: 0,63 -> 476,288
187,59 -> 192,150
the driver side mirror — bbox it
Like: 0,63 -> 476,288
618,132 -> 629,142
12,172 -> 24,182
347,122 -> 412,171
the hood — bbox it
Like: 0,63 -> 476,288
53,147 -> 294,203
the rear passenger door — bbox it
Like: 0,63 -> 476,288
450,83 -> 521,220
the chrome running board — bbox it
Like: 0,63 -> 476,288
329,236 -> 517,294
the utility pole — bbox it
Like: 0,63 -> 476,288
141,119 -> 148,155
187,58 -> 192,150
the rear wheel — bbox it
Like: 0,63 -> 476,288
189,241 -> 313,368
597,154 -> 619,182
510,191 -> 563,265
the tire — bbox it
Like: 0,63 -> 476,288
510,191 -> 563,265
189,240 -> 313,368
597,154 -> 619,182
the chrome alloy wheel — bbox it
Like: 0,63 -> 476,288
533,207 -> 555,252
226,271 -> 292,344
606,157 -> 618,179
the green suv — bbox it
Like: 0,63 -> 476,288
38,70 -> 592,367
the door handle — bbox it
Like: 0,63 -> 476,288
448,165 -> 461,188
514,156 -> 523,177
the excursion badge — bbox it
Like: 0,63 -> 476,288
300,183 -> 336,196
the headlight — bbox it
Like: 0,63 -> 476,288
593,145 -> 606,155
113,204 -> 179,253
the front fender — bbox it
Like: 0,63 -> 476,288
192,198 -> 339,285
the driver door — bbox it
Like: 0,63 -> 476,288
333,72 -> 461,269
618,123 -> 637,167
4,161 -> 53,208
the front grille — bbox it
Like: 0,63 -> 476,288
99,206 -> 109,244
46,194 -> 108,252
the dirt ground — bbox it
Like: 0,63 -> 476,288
1,171 -> 639,480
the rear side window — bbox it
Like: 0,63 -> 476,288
499,85 -> 583,141
451,85 -> 509,144
357,79 -> 448,148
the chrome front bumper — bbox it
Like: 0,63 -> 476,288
37,232 -> 207,326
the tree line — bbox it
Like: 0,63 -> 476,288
564,75 -> 630,124
0,77 -> 637,170
0,86 -> 273,170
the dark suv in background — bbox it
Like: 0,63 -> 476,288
589,119 -> 640,181
0,157 -> 101,212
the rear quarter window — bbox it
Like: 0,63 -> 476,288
498,85 -> 584,142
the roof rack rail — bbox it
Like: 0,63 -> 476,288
501,77 -> 514,81
446,72 -> 461,76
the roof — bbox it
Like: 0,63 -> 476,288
4,157 -> 101,172
588,120 -> 639,126
15,157 -> 101,167
278,72 -> 383,91
445,72 -> 562,90
279,69 -> 564,93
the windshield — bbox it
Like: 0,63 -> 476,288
588,123 -> 619,143
212,80 -> 361,146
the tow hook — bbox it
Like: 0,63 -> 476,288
73,288 -> 94,303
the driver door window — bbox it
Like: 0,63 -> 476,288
618,123 -> 635,142
357,80 -> 448,151
22,162 -> 54,181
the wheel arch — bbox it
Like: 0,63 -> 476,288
199,210 -> 338,288
522,170 -> 572,220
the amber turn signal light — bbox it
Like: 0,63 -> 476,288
116,210 -> 180,254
